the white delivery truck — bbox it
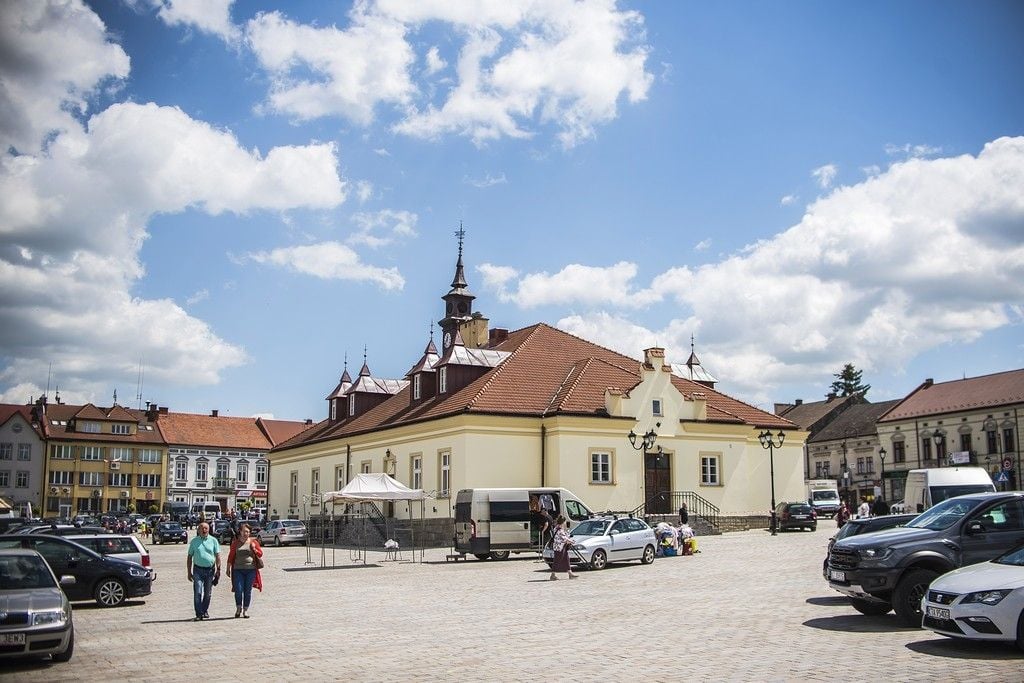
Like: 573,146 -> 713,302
454,487 -> 593,560
899,467 -> 996,514
805,480 -> 841,517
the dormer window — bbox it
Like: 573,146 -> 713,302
112,423 -> 130,435
439,367 -> 448,394
348,396 -> 356,416
331,401 -> 337,421
413,374 -> 421,400
652,399 -> 663,417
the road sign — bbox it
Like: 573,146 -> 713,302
995,471 -> 1009,483
1003,457 -> 1013,471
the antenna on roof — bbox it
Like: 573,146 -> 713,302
113,388 -> 118,406
135,358 -> 145,410
45,361 -> 52,399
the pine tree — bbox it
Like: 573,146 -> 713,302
830,363 -> 870,397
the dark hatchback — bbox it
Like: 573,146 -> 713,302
775,502 -> 817,531
0,535 -> 153,607
152,522 -> 188,545
822,513 -> 918,578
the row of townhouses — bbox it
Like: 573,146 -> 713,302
0,400 -> 309,518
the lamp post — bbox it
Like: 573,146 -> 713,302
840,438 -> 849,507
627,424 -> 660,517
878,446 -> 886,503
933,431 -> 946,466
758,429 -> 784,536
983,418 -> 1002,490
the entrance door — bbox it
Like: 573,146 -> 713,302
645,451 -> 671,513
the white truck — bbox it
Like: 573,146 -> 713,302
896,467 -> 996,514
805,479 -> 841,517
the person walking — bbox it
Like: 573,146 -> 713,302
679,502 -> 689,525
857,498 -> 871,519
836,502 -> 850,528
226,523 -> 264,618
549,515 -> 577,581
186,521 -> 221,621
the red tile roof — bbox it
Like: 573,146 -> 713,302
43,404 -> 164,444
156,412 -> 274,450
0,404 -> 44,439
879,369 -> 1024,422
257,418 -> 313,447
276,323 -> 793,452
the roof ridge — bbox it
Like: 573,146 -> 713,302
545,357 -> 592,416
672,374 -> 796,428
465,324 -> 545,409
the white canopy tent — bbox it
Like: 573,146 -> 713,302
321,474 -> 429,562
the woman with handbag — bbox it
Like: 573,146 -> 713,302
226,523 -> 264,618
549,515 -> 578,580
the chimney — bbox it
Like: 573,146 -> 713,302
923,378 -> 934,388
795,399 -> 803,406
211,409 -> 219,417
488,328 -> 509,347
305,418 -> 313,425
158,406 -> 168,414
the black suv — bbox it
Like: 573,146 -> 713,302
0,535 -> 153,607
827,492 -> 1024,626
775,502 -> 817,532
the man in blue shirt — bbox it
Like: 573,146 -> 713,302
186,521 -> 221,620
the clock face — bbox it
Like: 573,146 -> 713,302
443,332 -> 452,347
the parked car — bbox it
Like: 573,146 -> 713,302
40,526 -> 110,537
827,491 -> 1024,626
152,522 -> 188,545
775,502 -> 817,532
0,548 -> 74,662
921,541 -> 1024,649
258,520 -> 308,547
822,514 -> 918,578
542,516 -> 656,570
62,534 -> 152,571
0,535 -> 153,607
212,519 -> 234,543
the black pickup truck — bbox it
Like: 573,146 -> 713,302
827,491 -> 1024,626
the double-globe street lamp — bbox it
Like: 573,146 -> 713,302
758,429 -> 785,536
628,423 -> 661,516
983,417 -> 1003,490
878,446 -> 887,503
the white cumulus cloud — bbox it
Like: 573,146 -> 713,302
243,242 -> 405,290
348,209 -> 418,248
811,163 -> 837,189
150,0 -> 240,43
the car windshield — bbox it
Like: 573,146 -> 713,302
787,504 -> 813,513
812,490 -> 838,502
160,523 -> 182,531
281,521 -> 303,527
907,497 -> 978,530
0,555 -> 56,589
994,544 -> 1024,567
570,520 -> 610,537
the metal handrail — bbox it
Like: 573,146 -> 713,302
630,490 -> 720,533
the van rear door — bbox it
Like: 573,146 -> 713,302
454,490 -> 475,552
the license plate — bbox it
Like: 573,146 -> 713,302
0,633 -> 25,645
926,606 -> 950,620
829,569 -> 846,582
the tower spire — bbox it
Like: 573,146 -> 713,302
451,222 -> 468,289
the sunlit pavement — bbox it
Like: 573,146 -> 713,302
4,524 -> 1022,682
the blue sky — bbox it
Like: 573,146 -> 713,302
1,0 -> 1022,422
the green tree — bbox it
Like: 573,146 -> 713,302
831,363 -> 870,397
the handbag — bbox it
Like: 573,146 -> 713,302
252,547 -> 264,570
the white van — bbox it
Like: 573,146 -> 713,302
454,488 -> 593,560
900,467 -> 996,513
190,502 -> 222,521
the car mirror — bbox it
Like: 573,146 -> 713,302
609,529 -> 618,535
59,574 -> 76,585
965,519 -> 985,534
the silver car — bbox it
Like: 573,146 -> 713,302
258,520 -> 307,547
543,516 -> 657,570
0,548 -> 74,662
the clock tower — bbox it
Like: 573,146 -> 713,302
439,225 -> 476,352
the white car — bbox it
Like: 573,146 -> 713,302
921,543 -> 1024,650
542,516 -> 656,570
258,519 -> 307,547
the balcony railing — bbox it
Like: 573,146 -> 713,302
211,477 -> 235,491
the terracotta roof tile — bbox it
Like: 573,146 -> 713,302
43,404 -> 163,444
257,418 -> 313,447
156,413 -> 273,450
0,404 -> 45,439
809,400 -> 902,442
879,368 -> 1024,422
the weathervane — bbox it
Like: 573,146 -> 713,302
454,222 -> 466,255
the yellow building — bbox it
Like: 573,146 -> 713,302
39,399 -> 167,517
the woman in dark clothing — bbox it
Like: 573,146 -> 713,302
549,515 -> 577,580
679,503 -> 689,525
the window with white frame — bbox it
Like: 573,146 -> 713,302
312,468 -> 320,495
111,423 -> 130,435
361,461 -> 371,474
0,472 -> 8,487
196,462 -> 208,482
50,444 -> 73,459
289,471 -> 298,507
335,465 -> 345,491
138,449 -> 160,463
237,462 -> 248,483
700,455 -> 720,486
348,397 -> 355,416
109,447 -> 131,462
439,451 -> 450,497
79,471 -> 103,486
590,451 -> 612,484
138,473 -> 160,488
0,443 -> 10,460
175,461 -> 187,481
82,446 -> 102,461
411,456 -> 422,489
49,470 -> 72,485
17,444 -> 31,460
856,457 -> 864,474
79,421 -> 100,433
15,471 -> 28,488
652,399 -> 663,416
109,472 -> 131,487
216,462 -> 229,480
439,367 -> 448,393
331,401 -> 337,420
413,374 -> 421,400
256,463 -> 267,485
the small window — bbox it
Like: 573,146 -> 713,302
652,399 -> 663,416
111,423 -> 131,435
413,374 -> 421,400
590,451 -> 612,484
439,367 -> 448,394
700,455 -> 720,486
348,397 -> 355,416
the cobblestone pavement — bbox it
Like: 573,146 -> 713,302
3,525 -> 1022,682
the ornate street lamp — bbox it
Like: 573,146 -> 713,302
983,417 -> 1003,490
878,446 -> 887,502
933,430 -> 946,466
758,429 -> 785,536
627,423 -> 660,516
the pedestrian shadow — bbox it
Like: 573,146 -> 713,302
806,596 -> 848,607
73,600 -> 146,611
140,617 -> 212,624
803,614 -> 918,633
905,638 -> 1024,660
281,564 -> 381,571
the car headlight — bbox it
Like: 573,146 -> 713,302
961,589 -> 1012,605
33,609 -> 68,626
860,547 -> 893,561
128,567 -> 150,577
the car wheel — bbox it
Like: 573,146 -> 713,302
275,535 -> 282,547
473,553 -> 490,561
490,550 -> 510,560
590,549 -> 608,570
641,544 -> 656,564
893,568 -> 938,627
95,577 -> 127,607
51,627 -> 74,663
1016,608 -> 1024,652
849,597 -> 892,616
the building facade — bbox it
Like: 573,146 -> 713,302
0,405 -> 47,515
